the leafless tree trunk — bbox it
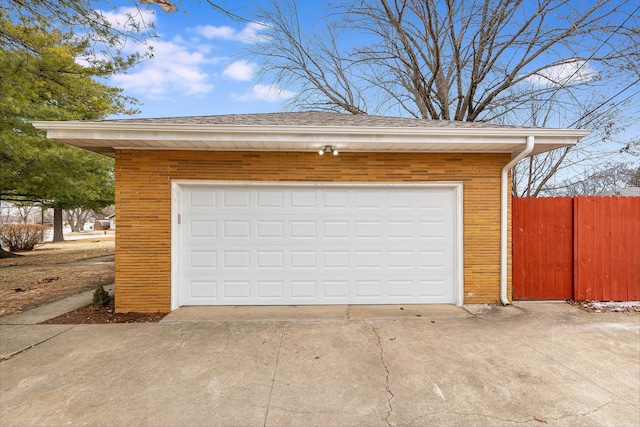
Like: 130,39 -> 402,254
14,202 -> 37,223
65,208 -> 92,232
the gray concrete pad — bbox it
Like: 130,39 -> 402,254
163,304 -> 473,323
163,304 -> 348,322
0,284 -> 114,325
349,304 -> 472,320
0,302 -> 638,427
0,325 -> 74,360
265,321 -> 389,426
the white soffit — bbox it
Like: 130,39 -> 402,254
32,120 -> 590,158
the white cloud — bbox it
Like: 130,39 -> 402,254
196,25 -> 235,39
527,60 -> 599,86
195,22 -> 269,44
234,84 -> 296,102
223,60 -> 256,81
111,37 -> 215,97
99,6 -> 156,32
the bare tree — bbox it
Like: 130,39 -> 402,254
15,203 -> 37,224
253,0 -> 639,195
545,162 -> 637,196
255,0 -> 639,121
65,208 -> 93,233
628,166 -> 640,187
510,91 -> 633,196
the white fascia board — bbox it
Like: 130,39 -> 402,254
31,121 -> 590,154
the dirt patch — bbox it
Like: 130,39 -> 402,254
0,238 -> 115,317
41,297 -> 168,324
569,300 -> 640,313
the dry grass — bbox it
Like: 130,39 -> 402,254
0,237 -> 115,317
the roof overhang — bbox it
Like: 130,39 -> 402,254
31,120 -> 590,158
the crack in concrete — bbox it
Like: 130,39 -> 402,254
408,410 -> 536,426
365,320 -> 394,427
545,401 -> 630,422
1,325 -> 76,361
263,322 -> 286,427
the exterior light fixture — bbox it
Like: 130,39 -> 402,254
319,145 -> 338,156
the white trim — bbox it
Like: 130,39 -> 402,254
32,120 -> 590,138
170,180 -> 464,309
500,136 -> 535,306
170,181 -> 181,310
32,121 -> 589,157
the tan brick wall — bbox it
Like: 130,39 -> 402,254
115,150 -> 512,312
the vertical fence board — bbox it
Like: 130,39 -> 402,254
609,197 -> 621,300
513,196 -> 638,301
512,197 -> 573,300
512,198 -> 526,299
572,196 -> 640,301
554,199 -> 573,299
620,197 -> 639,300
537,199 -> 548,297
575,197 -> 592,300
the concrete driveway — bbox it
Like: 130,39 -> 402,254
1,302 -> 638,426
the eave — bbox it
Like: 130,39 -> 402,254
31,121 -> 590,159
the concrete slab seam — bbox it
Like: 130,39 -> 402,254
1,325 -> 75,361
365,320 -> 394,427
263,322 -> 286,427
479,318 -> 640,407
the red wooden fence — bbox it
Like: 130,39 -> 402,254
513,196 -> 639,301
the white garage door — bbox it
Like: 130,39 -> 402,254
176,183 -> 457,306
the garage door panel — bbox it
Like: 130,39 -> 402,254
419,278 -> 451,299
257,280 -> 284,298
188,187 -> 217,208
183,246 -> 453,273
290,221 -> 317,238
187,251 -> 217,269
189,220 -> 217,238
222,189 -> 250,208
223,220 -> 251,239
257,221 -> 285,238
178,184 -> 456,305
290,280 -> 317,298
289,251 -> 317,269
257,190 -> 284,208
290,190 -> 317,208
223,280 -> 251,299
322,190 -> 350,208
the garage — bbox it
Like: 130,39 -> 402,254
174,182 -> 462,307
33,112 -> 589,312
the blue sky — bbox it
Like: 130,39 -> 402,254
99,0 -> 639,143
102,1 -> 302,118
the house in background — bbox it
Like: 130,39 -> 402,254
597,187 -> 640,196
33,112 -> 588,313
107,214 -> 116,230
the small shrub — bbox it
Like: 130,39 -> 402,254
92,284 -> 111,308
0,224 -> 48,252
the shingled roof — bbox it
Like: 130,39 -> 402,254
32,111 -> 589,158
98,111 -> 523,129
